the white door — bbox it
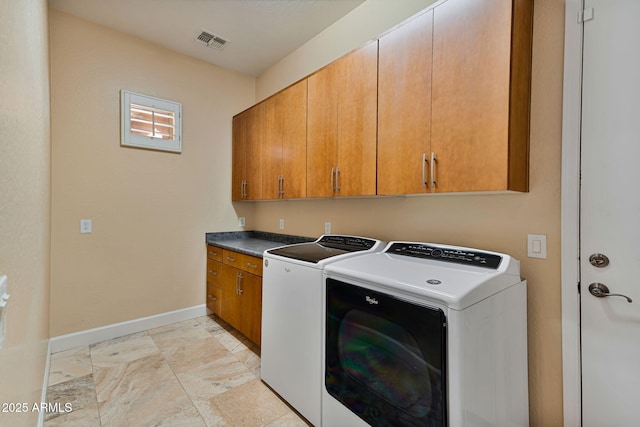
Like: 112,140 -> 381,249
580,1 -> 640,425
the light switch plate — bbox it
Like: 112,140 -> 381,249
527,234 -> 547,259
0,275 -> 7,350
0,275 -> 6,298
238,217 -> 245,227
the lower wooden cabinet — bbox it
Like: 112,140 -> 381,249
206,258 -> 223,316
206,245 -> 263,346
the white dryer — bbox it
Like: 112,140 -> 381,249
322,241 -> 528,427
261,235 -> 385,426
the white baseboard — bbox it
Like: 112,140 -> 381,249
49,304 -> 207,354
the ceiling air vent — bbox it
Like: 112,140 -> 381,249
195,30 -> 228,51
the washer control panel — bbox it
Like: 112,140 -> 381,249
386,242 -> 502,269
318,235 -> 378,251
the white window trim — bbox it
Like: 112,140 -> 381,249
121,90 -> 182,153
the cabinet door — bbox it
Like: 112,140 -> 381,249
262,80 -> 307,200
308,43 -> 377,198
377,10 -> 433,195
431,0 -> 530,192
336,42 -> 378,197
307,62 -> 338,198
238,272 -> 262,346
219,263 -> 262,346
277,80 -> 307,199
220,265 -> 242,331
244,104 -> 264,200
231,111 -> 247,201
232,106 -> 263,200
261,95 -> 281,200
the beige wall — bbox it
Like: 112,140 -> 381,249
49,10 -> 256,336
256,0 -> 438,101
0,0 -> 51,424
46,1 -> 565,424
251,0 -> 565,425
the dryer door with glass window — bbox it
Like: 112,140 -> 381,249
325,278 -> 447,427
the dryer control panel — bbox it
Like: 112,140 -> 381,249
386,243 -> 502,269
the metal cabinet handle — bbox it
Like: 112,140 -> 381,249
589,283 -> 632,303
208,251 -> 218,256
422,153 -> 428,187
208,270 -> 218,275
226,256 -> 236,262
246,262 -> 257,269
330,168 -> 340,193
236,273 -> 244,295
241,180 -> 248,198
207,294 -> 217,301
277,176 -> 285,197
331,168 -> 335,192
430,152 -> 437,188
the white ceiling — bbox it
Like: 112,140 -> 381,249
49,0 -> 366,77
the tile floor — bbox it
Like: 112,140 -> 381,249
44,315 -> 310,426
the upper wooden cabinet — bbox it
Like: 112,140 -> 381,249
233,80 -> 307,201
232,0 -> 532,199
307,42 -> 378,198
430,0 -> 532,193
262,80 -> 308,200
232,104 -> 263,200
378,0 -> 532,194
378,10 -> 434,196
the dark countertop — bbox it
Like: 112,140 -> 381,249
205,231 -> 315,257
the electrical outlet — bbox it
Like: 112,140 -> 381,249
279,219 -> 285,230
325,222 -> 332,234
238,217 -> 246,227
80,219 -> 92,234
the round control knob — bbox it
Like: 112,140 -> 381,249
431,249 -> 443,257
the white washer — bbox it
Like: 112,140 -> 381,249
261,235 -> 385,426
322,241 -> 528,427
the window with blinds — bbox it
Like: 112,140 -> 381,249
121,91 -> 182,153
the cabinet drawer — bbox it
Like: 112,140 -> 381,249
206,282 -> 221,315
222,249 -> 263,276
206,245 -> 223,262
207,259 -> 223,286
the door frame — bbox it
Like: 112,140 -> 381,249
561,0 -> 584,425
